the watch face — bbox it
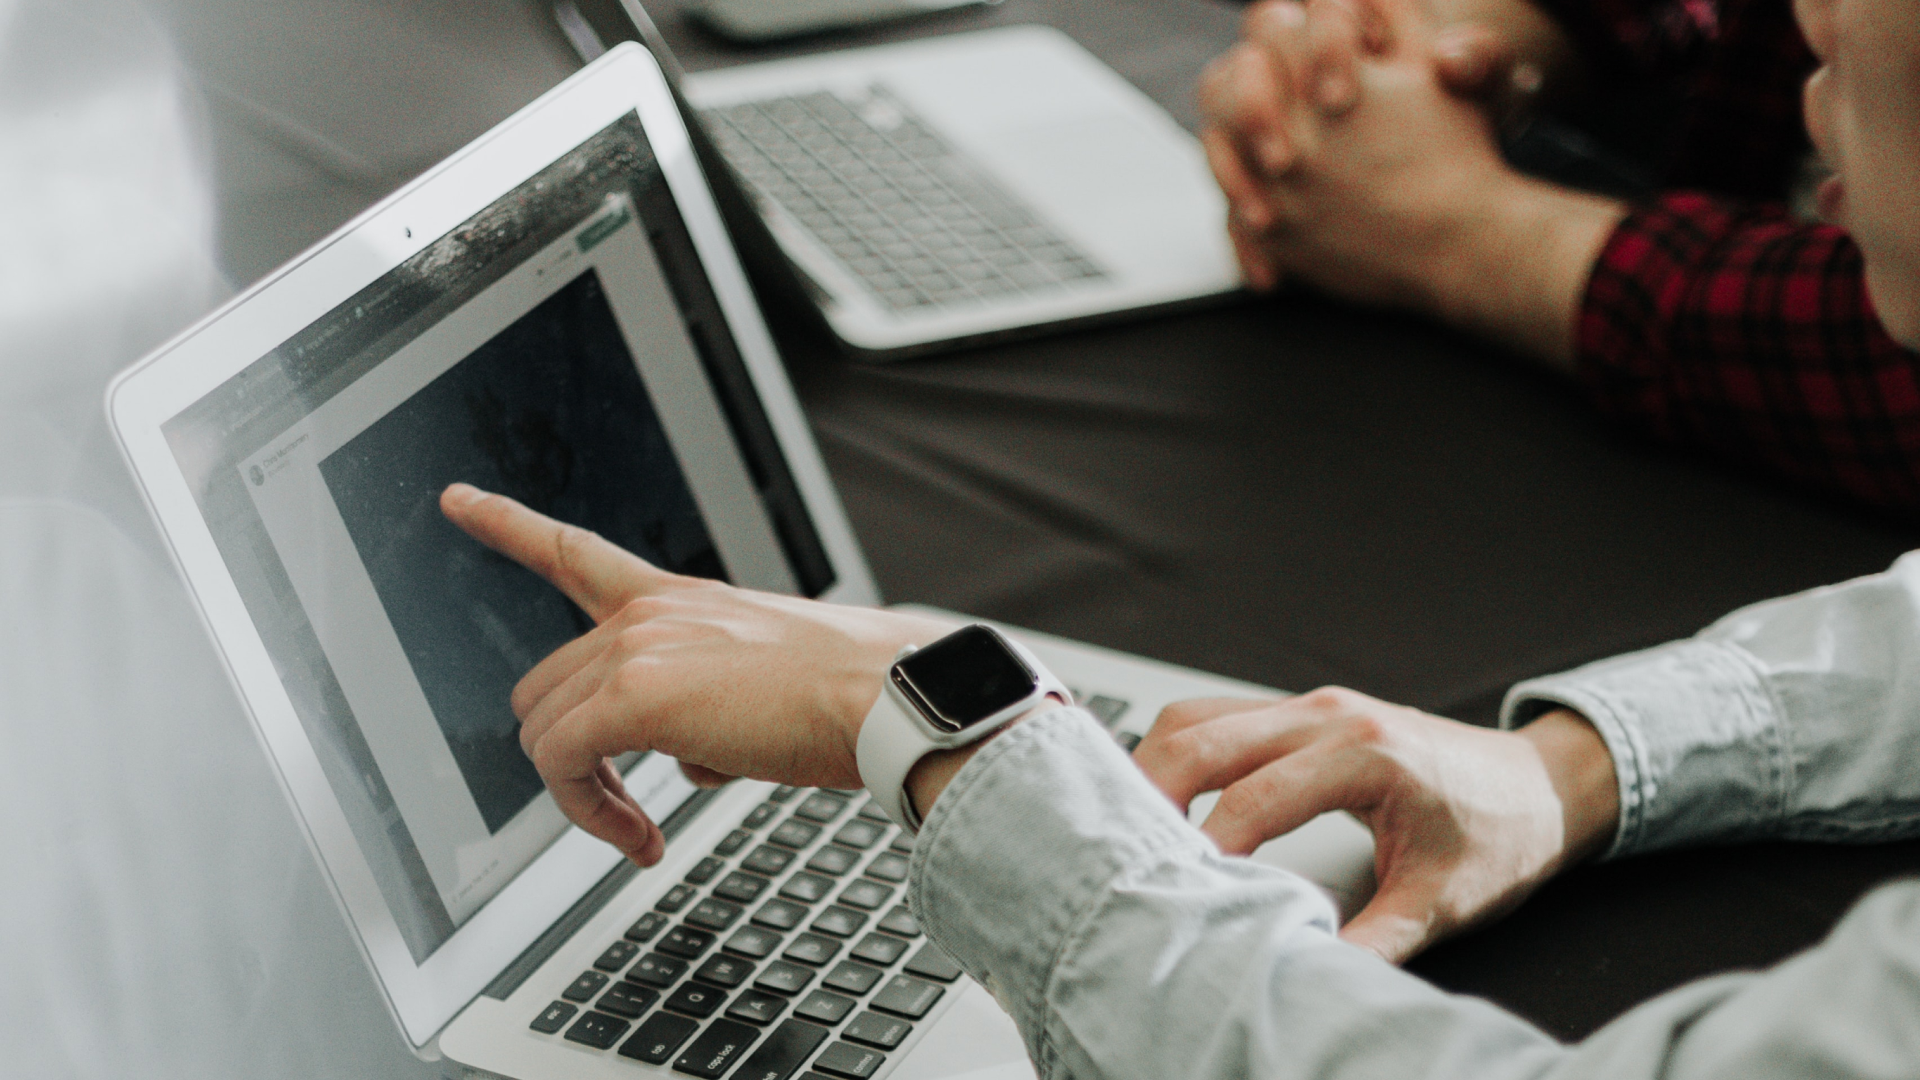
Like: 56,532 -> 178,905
892,625 -> 1040,734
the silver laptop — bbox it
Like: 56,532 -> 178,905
559,1 -> 1241,359
107,47 -> 1366,1080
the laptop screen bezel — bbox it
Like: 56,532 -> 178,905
105,44 -> 879,1052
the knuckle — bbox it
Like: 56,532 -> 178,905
1298,685 -> 1361,712
551,523 -> 602,575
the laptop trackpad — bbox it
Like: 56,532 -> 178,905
890,980 -> 1035,1080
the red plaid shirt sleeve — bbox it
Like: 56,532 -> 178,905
1578,193 -> 1920,515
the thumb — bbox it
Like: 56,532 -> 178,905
1431,24 -> 1513,96
1336,880 -> 1441,963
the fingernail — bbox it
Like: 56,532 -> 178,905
443,482 -> 484,507
1438,41 -> 1484,82
1511,62 -> 1543,96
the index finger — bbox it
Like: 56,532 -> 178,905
441,483 -> 676,622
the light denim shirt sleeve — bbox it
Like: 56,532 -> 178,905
1501,550 -> 1920,856
908,707 -> 1920,1080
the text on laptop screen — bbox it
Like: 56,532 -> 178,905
161,115 -> 834,963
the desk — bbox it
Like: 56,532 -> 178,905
651,0 -> 1920,1040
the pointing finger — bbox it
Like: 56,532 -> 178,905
440,483 -> 680,622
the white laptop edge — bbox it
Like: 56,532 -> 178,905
681,24 -> 1243,358
103,43 -> 880,1056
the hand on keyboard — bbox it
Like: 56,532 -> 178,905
1131,689 -> 1617,963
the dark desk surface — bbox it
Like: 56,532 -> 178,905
648,0 -> 1920,1040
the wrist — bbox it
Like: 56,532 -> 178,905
1420,170 -> 1626,371
902,700 -> 1052,823
1517,707 -> 1621,867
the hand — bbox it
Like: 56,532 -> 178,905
1133,687 -> 1619,962
440,483 -> 955,866
1197,0 -> 1621,366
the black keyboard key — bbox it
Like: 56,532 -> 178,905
726,988 -> 791,1025
715,871 -> 772,904
743,845 -> 797,877
904,943 -> 964,983
794,989 -> 858,1026
715,829 -> 753,857
870,975 -> 944,1019
823,961 -> 885,996
1083,693 -> 1131,728
806,846 -> 859,877
754,959 -> 817,996
769,819 -> 822,849
685,856 -> 726,885
663,980 -> 728,1019
831,820 -> 888,850
595,940 -> 641,972
658,926 -> 717,960
783,932 -> 843,967
563,970 -> 610,1002
888,832 -> 915,854
657,883 -> 698,913
694,953 -> 756,989
876,906 -> 921,939
811,905 -> 868,938
626,951 -> 688,988
856,801 -> 891,823
619,1011 -> 699,1065
769,784 -> 801,803
734,1019 -> 831,1080
843,1011 -> 912,1050
1114,730 -> 1143,753
863,852 -> 909,883
627,911 -> 672,943
793,793 -> 848,823
597,982 -> 659,1019
812,1040 -> 886,1079
674,1018 -> 761,1079
563,1010 -> 629,1050
742,803 -> 780,830
753,899 -> 809,931
837,880 -> 892,911
530,1001 -> 576,1034
686,897 -> 745,932
724,925 -> 784,960
850,933 -> 910,967
780,873 -> 834,904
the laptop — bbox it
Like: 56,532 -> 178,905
555,0 -> 1241,359
106,46 -> 1369,1080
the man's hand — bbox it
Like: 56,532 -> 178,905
1198,0 -> 1624,368
440,483 -> 953,866
1133,687 -> 1619,962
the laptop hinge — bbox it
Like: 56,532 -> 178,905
481,785 -> 721,1000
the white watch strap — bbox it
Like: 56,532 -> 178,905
855,635 -> 1071,834
856,685 -> 934,832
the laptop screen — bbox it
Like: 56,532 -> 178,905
160,113 -> 833,964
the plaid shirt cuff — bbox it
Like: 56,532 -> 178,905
1576,192 -> 1920,516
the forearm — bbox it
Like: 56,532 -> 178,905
1505,552 -> 1920,856
910,707 -> 1920,1080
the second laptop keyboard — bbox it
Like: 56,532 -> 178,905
702,86 -> 1107,313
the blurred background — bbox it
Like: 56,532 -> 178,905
0,2 -> 582,1076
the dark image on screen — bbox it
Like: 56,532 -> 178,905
319,268 -> 726,833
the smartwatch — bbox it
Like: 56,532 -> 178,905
856,624 -> 1071,832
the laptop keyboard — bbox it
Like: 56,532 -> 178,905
701,86 -> 1108,314
528,693 -> 1134,1079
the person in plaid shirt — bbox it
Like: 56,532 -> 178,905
1202,0 -> 1920,517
